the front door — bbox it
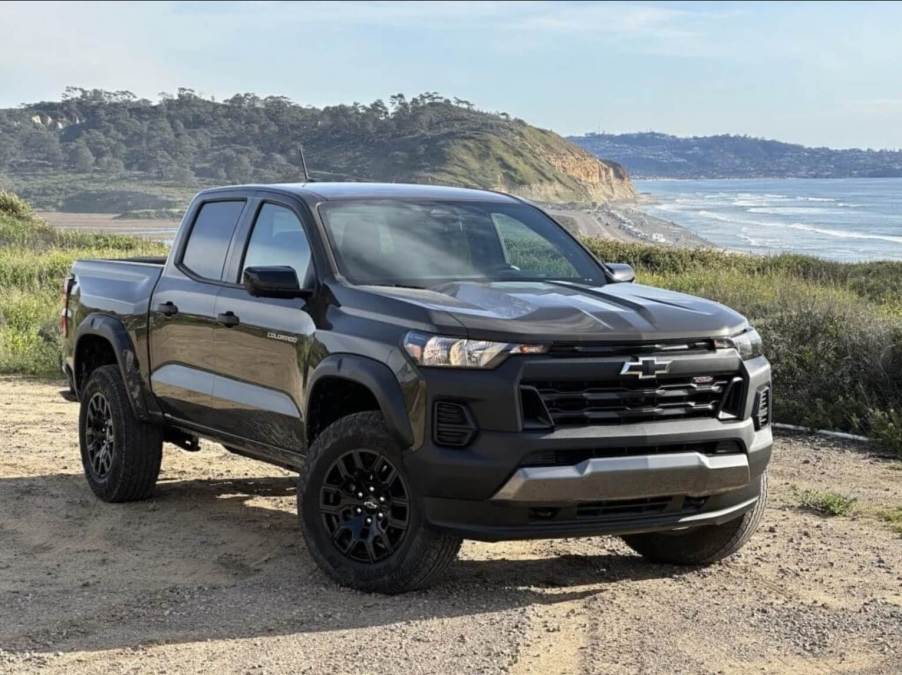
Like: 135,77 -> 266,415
209,200 -> 316,451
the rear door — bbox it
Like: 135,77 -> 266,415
209,196 -> 317,451
148,196 -> 247,429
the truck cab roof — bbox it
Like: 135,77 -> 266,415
197,181 -> 522,206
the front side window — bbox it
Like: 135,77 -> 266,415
241,203 -> 312,283
318,200 -> 604,287
182,200 -> 245,281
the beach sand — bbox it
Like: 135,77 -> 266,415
542,199 -> 710,248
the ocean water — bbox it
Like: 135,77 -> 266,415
634,177 -> 902,262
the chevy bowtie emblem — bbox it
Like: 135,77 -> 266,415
620,357 -> 671,379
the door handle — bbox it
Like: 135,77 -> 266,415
158,301 -> 178,317
217,311 -> 240,327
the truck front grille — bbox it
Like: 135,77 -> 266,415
521,375 -> 743,428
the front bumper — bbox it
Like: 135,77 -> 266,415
492,451 -> 751,502
424,479 -> 764,542
403,353 -> 773,541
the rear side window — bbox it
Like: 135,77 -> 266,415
181,201 -> 245,280
241,203 -> 312,283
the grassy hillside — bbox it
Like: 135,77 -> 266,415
1,191 -> 898,454
0,89 -> 633,211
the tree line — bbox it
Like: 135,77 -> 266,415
0,87 -> 522,184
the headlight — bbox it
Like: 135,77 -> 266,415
716,328 -> 764,360
403,331 -> 548,368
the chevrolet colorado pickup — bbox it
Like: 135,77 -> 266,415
62,182 -> 772,593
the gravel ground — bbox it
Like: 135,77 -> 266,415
0,377 -> 899,674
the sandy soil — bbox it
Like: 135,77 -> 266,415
0,377 -> 899,674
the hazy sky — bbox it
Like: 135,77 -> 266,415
2,1 -> 901,149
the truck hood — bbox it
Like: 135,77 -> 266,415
363,281 -> 748,342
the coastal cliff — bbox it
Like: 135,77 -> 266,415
2,90 -> 635,210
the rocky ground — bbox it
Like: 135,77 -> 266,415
0,377 -> 899,674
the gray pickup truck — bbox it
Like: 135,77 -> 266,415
62,182 -> 772,593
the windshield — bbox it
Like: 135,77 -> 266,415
318,200 -> 606,287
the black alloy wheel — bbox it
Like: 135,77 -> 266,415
84,391 -> 115,481
319,449 -> 410,563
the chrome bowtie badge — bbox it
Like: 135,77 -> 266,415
620,357 -> 671,379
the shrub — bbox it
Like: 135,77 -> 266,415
791,487 -> 857,517
868,409 -> 902,459
0,191 -> 32,219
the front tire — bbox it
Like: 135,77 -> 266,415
298,411 -> 461,594
622,471 -> 768,566
78,364 -> 163,502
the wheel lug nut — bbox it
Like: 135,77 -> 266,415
357,492 -> 364,498
379,496 -> 385,502
355,507 -> 362,514
377,512 -> 383,518
365,517 -> 372,524
368,486 -> 375,492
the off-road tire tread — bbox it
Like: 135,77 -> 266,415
79,364 -> 163,502
298,411 -> 461,594
622,471 -> 768,566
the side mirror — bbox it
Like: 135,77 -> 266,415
243,266 -> 312,299
607,263 -> 636,283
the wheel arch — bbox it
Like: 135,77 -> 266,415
73,314 -> 154,421
305,355 -> 414,449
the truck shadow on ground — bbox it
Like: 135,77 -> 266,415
1,473 -> 692,654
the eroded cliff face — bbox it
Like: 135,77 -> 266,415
543,151 -> 636,202
499,153 -> 636,204
492,128 -> 637,204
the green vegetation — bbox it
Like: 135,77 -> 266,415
0,88 -> 630,212
0,192 -> 166,375
790,487 -> 858,517
790,487 -> 901,535
1,192 -> 900,455
873,506 -> 902,535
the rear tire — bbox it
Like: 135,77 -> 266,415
622,471 -> 768,565
298,411 -> 461,594
78,364 -> 163,502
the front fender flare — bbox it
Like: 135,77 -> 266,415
306,354 -> 414,448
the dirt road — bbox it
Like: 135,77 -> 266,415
1,377 -> 899,674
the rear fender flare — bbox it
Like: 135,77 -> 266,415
74,314 -> 153,420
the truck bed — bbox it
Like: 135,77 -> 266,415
71,258 -> 164,317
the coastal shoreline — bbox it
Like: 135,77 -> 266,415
542,198 -> 712,248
